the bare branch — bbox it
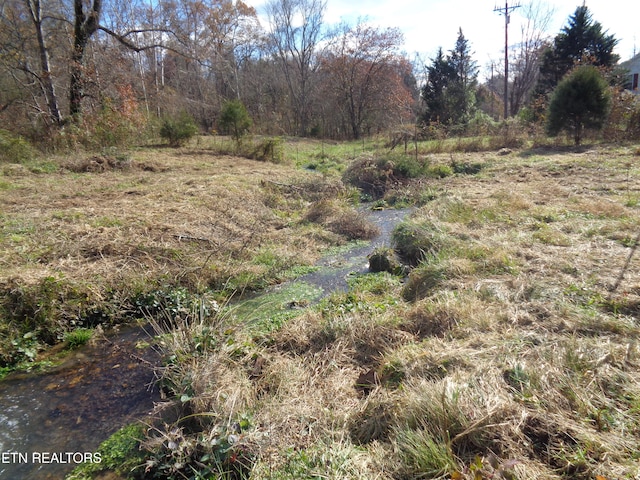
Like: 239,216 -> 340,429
97,25 -> 173,52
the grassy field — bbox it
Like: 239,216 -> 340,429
2,137 -> 640,479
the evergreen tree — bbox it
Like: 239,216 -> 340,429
219,100 -> 252,143
421,29 -> 478,126
536,5 -> 618,95
422,48 -> 456,124
447,28 -> 478,123
546,65 -> 611,145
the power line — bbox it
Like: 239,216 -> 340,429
494,1 -> 520,119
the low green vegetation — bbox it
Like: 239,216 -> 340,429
67,423 -> 146,479
63,328 -> 94,350
0,129 -> 36,163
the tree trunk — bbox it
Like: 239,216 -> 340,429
26,0 -> 62,125
69,0 -> 101,120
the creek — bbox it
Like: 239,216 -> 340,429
0,207 -> 410,480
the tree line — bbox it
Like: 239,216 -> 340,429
0,0 -> 632,146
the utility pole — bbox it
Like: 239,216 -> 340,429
494,1 -> 520,119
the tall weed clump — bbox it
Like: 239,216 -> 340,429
342,153 -> 430,199
392,218 -> 446,266
304,198 -> 380,240
143,303 -> 261,480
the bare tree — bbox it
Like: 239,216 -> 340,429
26,0 -> 63,124
508,0 -> 554,115
265,0 -> 326,136
0,0 -> 68,126
321,23 -> 412,139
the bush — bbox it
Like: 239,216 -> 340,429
83,100 -> 148,150
252,137 -> 284,163
0,129 -> 35,163
603,90 -> 640,142
160,113 -> 198,147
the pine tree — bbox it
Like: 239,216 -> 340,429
536,5 -> 618,95
546,65 -> 611,145
219,100 -> 252,143
421,29 -> 478,126
447,28 -> 478,123
422,48 -> 455,124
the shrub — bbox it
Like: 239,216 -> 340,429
603,90 -> 640,142
83,100 -> 148,149
219,99 -> 252,142
0,129 -> 35,163
160,113 -> 198,147
252,137 -> 284,163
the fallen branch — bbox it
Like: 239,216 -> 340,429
610,231 -> 640,293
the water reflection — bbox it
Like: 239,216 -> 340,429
0,326 -> 160,480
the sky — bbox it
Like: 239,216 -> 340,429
245,0 -> 639,79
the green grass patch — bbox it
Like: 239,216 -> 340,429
66,423 -> 146,479
64,328 -> 94,350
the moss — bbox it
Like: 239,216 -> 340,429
66,423 -> 146,479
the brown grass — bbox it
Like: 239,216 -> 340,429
0,148 -> 347,363
6,143 -> 640,479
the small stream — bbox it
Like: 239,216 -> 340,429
0,207 -> 410,480
299,207 -> 410,293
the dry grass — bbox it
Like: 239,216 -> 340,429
208,145 -> 640,479
0,148 -> 350,364
5,142 -> 640,479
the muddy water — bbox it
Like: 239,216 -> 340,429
0,326 -> 160,480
